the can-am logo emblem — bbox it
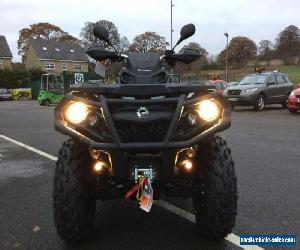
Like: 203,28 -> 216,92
136,106 -> 149,119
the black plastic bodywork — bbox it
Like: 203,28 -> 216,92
119,53 -> 168,84
86,46 -> 119,61
165,48 -> 200,64
54,82 -> 231,182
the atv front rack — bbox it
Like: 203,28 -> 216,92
54,83 -> 231,150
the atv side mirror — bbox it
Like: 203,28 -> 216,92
93,25 -> 109,42
173,24 -> 196,49
93,25 -> 120,54
180,24 -> 196,41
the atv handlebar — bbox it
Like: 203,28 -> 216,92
87,46 -> 199,65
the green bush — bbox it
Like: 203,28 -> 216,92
0,68 -> 44,89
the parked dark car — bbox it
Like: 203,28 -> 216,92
0,88 -> 12,101
223,71 -> 294,111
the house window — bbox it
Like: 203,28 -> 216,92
42,47 -> 48,51
45,63 -> 55,70
62,63 -> 67,71
74,64 -> 81,71
0,60 -> 2,69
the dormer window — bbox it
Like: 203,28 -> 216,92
70,49 -> 74,53
42,47 -> 47,51
55,48 -> 60,52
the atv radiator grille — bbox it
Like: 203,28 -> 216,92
115,120 -> 170,142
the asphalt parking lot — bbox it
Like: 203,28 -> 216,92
0,101 -> 299,250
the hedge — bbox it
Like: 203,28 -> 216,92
0,68 -> 44,89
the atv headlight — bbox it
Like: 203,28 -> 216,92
196,100 -> 220,122
65,102 -> 88,124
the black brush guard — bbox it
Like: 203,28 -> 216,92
54,83 -> 231,179
54,83 -> 231,150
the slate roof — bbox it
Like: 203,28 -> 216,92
0,35 -> 13,58
30,38 -> 88,62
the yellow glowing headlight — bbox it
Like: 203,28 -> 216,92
197,100 -> 220,122
65,102 -> 88,124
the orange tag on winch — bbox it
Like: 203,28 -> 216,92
124,176 -> 153,212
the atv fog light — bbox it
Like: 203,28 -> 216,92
94,161 -> 106,172
197,100 -> 220,122
182,160 -> 193,171
65,102 -> 88,124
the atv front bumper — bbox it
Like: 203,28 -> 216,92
55,117 -> 230,150
54,83 -> 231,181
54,83 -> 231,150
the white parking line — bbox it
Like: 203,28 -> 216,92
0,134 -> 57,161
0,134 -> 264,250
156,200 -> 264,250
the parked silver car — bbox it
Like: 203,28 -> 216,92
223,72 -> 294,111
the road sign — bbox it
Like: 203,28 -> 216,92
74,73 -> 84,84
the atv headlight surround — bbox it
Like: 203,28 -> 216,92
65,101 -> 89,124
196,99 -> 220,122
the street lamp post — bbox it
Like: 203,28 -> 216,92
170,0 -> 174,80
224,32 -> 229,82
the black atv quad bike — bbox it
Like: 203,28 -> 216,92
53,23 -> 237,243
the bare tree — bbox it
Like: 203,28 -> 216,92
258,40 -> 273,55
80,20 -> 120,50
116,36 -> 130,53
218,36 -> 257,68
275,25 -> 300,57
18,22 -> 78,58
129,32 -> 169,53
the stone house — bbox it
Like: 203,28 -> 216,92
24,38 -> 89,73
0,35 -> 13,69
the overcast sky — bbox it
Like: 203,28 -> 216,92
1,0 -> 299,62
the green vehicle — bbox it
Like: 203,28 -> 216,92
38,73 -> 64,105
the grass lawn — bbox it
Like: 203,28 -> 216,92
198,65 -> 300,86
276,65 -> 300,85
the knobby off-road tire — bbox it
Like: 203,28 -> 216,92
53,139 -> 96,243
193,135 -> 237,241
